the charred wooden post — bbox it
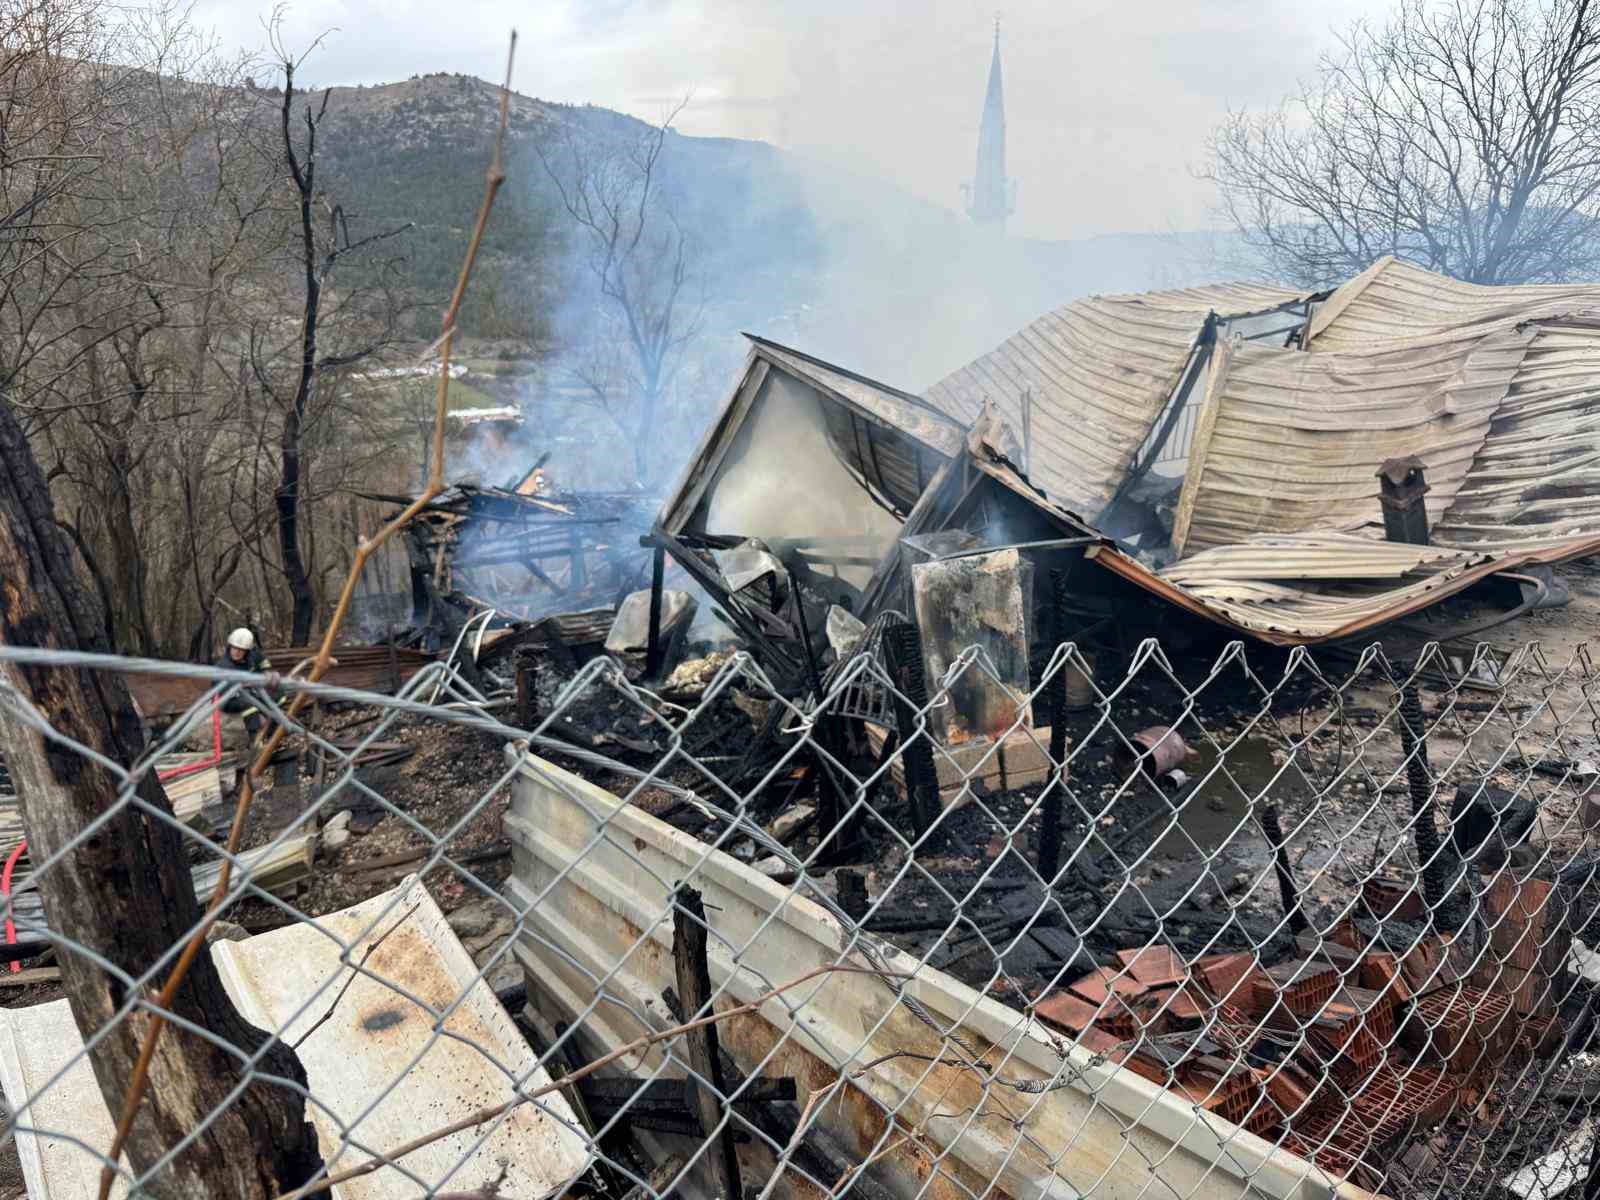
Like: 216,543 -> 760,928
1257,799 -> 1309,935
514,645 -> 536,730
644,545 -> 666,679
670,886 -> 743,1200
1398,684 -> 1448,925
568,523 -> 588,590
1038,569 -> 1069,884
837,869 -> 870,923
883,621 -> 941,844
1377,457 -> 1431,546
0,395 -> 321,1197
794,591 -> 857,860
1047,569 -> 1071,767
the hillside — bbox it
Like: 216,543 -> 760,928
302,72 -> 1233,392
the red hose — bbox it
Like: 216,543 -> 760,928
158,701 -> 223,782
4,837 -> 25,974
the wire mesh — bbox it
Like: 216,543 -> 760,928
0,630 -> 1597,1200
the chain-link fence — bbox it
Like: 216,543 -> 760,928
0,628 -> 1597,1200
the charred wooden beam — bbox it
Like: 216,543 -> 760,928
671,886 -> 743,1200
645,545 -> 666,679
1398,684 -> 1449,925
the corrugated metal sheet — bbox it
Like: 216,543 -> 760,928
0,998 -> 132,1200
0,881 -> 588,1200
1172,326 -> 1535,553
749,337 -> 965,459
1307,257 -> 1600,351
1425,319 -> 1600,548
923,284 -> 1304,515
1302,259 -> 1600,548
1086,531 -> 1600,644
1155,533 -> 1490,638
658,338 -> 962,538
504,747 -> 1367,1200
1160,532 -> 1478,585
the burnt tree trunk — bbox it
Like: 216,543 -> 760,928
278,68 -> 325,646
0,394 -> 321,1197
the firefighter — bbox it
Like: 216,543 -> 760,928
216,628 -> 271,747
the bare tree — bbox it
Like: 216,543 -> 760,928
0,3 -> 322,1193
536,105 -> 703,487
261,28 -> 411,643
12,3 -> 291,656
1205,0 -> 1600,287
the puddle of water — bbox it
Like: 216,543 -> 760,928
1155,736 -> 1312,857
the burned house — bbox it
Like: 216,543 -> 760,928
647,259 -> 1600,697
361,474 -> 657,655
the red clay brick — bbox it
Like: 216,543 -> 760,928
1035,989 -> 1100,1034
1402,936 -> 1444,993
1518,1011 -> 1566,1058
1261,1063 -> 1321,1121
1069,966 -> 1148,1005
1359,952 -> 1412,1003
1300,987 -> 1396,1083
1404,986 -> 1516,1075
1174,1055 -> 1271,1133
1295,1063 -> 1455,1159
1254,958 -> 1339,1020
1295,931 -> 1361,972
1363,875 -> 1424,921
1147,984 -> 1206,1024
1194,951 -> 1259,1005
1483,870 -> 1552,971
1115,943 -> 1188,988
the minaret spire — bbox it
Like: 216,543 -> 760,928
965,17 -> 1014,230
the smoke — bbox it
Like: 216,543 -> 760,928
511,60 -> 1263,506
446,418 -> 536,488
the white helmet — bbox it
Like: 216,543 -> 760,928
227,628 -> 256,652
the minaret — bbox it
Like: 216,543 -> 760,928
965,18 -> 1014,229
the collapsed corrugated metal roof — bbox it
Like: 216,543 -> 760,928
1305,256 -> 1600,350
660,261 -> 1600,651
927,260 -> 1600,642
1169,326 -> 1537,554
922,283 -> 1308,516
1302,257 -> 1600,549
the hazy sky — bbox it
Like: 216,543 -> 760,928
189,0 -> 1394,241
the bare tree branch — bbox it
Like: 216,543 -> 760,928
1204,0 -> 1600,285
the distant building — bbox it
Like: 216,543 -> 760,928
964,22 -> 1015,230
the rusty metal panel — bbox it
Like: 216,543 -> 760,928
1085,530 -> 1600,643
911,547 -> 1034,743
212,880 -> 589,1199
